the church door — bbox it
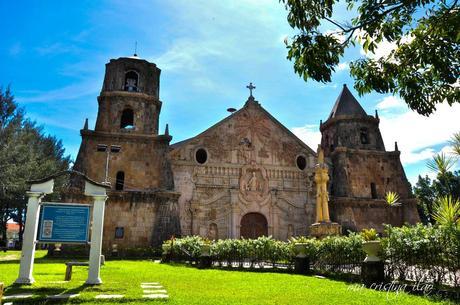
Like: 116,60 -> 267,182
240,213 -> 268,239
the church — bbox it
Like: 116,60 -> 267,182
73,55 -> 419,250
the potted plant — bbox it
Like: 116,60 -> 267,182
292,236 -> 310,258
361,228 -> 382,262
290,236 -> 314,274
198,238 -> 213,269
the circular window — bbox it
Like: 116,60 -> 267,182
296,155 -> 307,170
195,148 -> 208,164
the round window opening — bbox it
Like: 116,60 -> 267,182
195,148 -> 208,164
296,155 -> 307,170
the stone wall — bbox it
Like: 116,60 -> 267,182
329,148 -> 412,199
75,131 -> 173,190
60,190 -> 181,251
171,99 -> 317,240
95,91 -> 161,135
330,197 -> 420,233
320,115 -> 385,155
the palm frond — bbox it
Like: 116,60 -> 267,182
426,153 -> 455,175
385,191 -> 400,206
449,132 -> 460,157
432,196 -> 460,227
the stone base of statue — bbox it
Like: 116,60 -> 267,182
309,221 -> 342,238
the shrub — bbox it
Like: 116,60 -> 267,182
171,235 -> 205,260
316,234 -> 365,264
382,223 -> 460,286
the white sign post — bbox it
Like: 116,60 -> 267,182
14,171 -> 109,285
84,181 -> 108,285
15,180 -> 54,284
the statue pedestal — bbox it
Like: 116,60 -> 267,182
309,222 -> 342,238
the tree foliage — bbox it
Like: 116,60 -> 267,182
414,169 -> 460,224
281,0 -> 459,115
0,87 -> 71,245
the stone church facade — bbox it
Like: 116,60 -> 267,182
73,55 -> 419,250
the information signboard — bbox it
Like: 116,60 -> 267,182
38,203 -> 90,244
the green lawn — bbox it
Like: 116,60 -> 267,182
0,251 -> 453,304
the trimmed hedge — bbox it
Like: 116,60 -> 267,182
164,225 -> 460,288
165,234 -> 365,269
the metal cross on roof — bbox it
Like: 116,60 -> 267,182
246,82 -> 256,97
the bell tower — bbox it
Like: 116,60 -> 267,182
74,55 -> 173,191
320,84 -> 385,156
94,56 -> 162,135
319,85 -> 419,232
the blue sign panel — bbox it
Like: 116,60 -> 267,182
38,203 -> 90,243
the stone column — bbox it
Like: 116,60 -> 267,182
85,194 -> 107,285
270,189 -> 279,239
15,191 -> 43,284
229,189 -> 239,239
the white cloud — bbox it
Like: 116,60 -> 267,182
336,62 -> 349,71
379,103 -> 460,165
142,0 -> 291,95
16,81 -> 99,103
152,39 -> 225,74
376,95 -> 406,110
319,83 -> 338,89
325,29 -> 346,44
358,32 -> 414,60
35,42 -> 82,56
291,124 -> 321,150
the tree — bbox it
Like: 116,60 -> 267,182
0,87 -> 71,246
281,0 -> 459,115
432,195 -> 460,227
414,175 -> 436,224
414,149 -> 460,224
450,131 -> 460,156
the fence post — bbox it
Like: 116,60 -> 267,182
361,241 -> 385,286
361,261 -> 385,286
198,244 -> 212,269
293,243 -> 310,274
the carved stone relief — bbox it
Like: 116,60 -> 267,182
238,162 -> 270,206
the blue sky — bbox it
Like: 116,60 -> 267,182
1,0 -> 458,185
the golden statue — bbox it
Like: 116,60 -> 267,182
309,145 -> 342,238
314,146 -> 330,222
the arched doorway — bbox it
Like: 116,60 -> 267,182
240,213 -> 268,239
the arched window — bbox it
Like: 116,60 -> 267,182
120,108 -> 134,129
115,171 -> 125,191
360,128 -> 369,144
124,71 -> 139,92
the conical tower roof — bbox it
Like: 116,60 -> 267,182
329,84 -> 367,118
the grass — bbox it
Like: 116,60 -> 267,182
0,251 -> 454,304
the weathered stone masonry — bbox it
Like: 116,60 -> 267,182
72,56 -> 419,250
